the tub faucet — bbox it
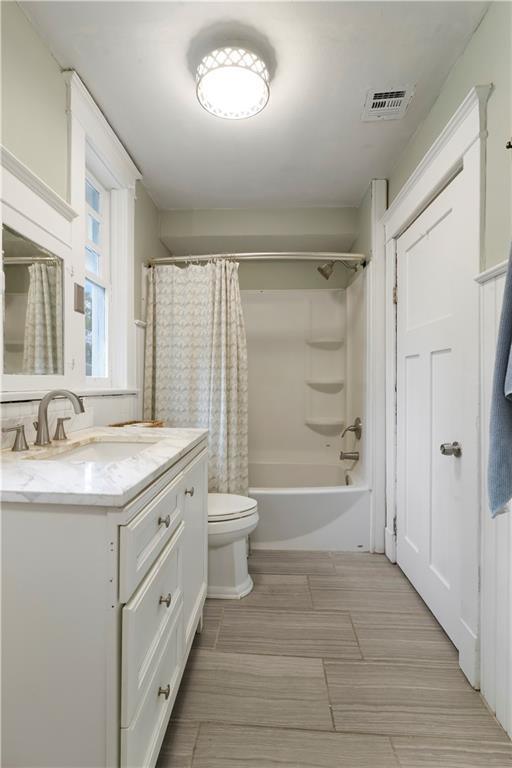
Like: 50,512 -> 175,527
341,417 -> 362,441
34,390 -> 85,447
340,450 -> 360,462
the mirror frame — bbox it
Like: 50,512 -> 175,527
1,148 -> 79,398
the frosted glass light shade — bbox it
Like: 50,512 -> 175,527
196,47 -> 270,120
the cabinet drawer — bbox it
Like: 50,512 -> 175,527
121,522 -> 183,727
120,472 -> 184,602
121,603 -> 183,768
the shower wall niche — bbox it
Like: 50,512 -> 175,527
241,289 -> 346,466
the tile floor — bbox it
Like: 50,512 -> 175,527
157,551 -> 512,767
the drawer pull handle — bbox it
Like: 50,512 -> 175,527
158,684 -> 171,700
185,487 -> 195,497
159,593 -> 172,607
158,514 -> 171,528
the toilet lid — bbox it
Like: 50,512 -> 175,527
208,493 -> 258,522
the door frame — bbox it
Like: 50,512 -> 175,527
376,85 -> 491,686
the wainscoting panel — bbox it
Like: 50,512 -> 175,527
477,261 -> 512,737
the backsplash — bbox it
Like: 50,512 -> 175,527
1,394 -> 139,450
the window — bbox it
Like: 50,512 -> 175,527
84,173 -> 109,378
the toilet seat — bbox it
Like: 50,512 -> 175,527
208,493 -> 257,523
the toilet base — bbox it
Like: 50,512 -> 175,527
207,574 -> 254,600
207,537 -> 254,599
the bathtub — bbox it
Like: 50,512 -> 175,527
248,461 -> 371,551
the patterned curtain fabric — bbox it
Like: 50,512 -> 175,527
22,263 -> 63,375
144,260 -> 248,495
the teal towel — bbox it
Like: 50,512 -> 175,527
488,244 -> 512,517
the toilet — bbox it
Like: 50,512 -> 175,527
207,493 -> 259,599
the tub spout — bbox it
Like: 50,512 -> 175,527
340,451 -> 359,462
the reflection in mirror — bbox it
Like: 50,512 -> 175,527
3,225 -> 64,375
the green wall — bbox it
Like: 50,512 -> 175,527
1,2 -> 168,316
133,181 -> 170,319
351,184 -> 373,261
1,2 -> 68,198
389,2 -> 511,268
238,260 -> 351,290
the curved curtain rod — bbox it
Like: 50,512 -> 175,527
146,251 -> 367,267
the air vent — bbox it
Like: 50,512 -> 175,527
362,86 -> 415,121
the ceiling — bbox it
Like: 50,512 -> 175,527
23,1 -> 487,210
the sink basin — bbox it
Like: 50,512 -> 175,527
28,440 -> 157,463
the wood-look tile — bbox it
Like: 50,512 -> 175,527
156,721 -> 198,768
309,576 -> 427,613
249,549 -> 335,575
192,723 -> 399,767
325,659 -> 471,695
325,660 -> 509,741
216,607 -> 361,659
193,602 -> 223,650
217,574 -> 313,610
330,552 -> 398,569
321,571 -> 415,591
333,565 -> 412,585
173,649 -> 333,731
392,736 -> 512,767
351,610 -> 439,631
351,612 -> 457,663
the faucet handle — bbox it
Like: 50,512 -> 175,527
3,425 -> 29,452
341,417 -> 363,441
53,417 -> 71,441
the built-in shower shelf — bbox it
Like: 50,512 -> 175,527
306,338 -> 344,349
306,379 -> 344,391
305,418 -> 344,432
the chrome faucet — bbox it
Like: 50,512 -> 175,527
341,417 -> 362,441
340,417 -> 362,462
34,390 -> 85,447
340,450 -> 360,462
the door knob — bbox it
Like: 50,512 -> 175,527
440,441 -> 462,457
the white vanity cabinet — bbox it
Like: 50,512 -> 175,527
2,438 -> 208,768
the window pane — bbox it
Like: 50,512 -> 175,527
87,214 -> 100,245
85,278 -> 107,377
85,246 -> 100,275
86,179 -> 100,212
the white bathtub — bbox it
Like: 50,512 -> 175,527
248,462 -> 371,551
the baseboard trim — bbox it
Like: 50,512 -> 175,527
459,617 -> 480,688
384,526 -> 397,562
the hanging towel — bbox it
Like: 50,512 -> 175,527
488,243 -> 512,517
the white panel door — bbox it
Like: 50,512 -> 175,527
396,171 -> 479,651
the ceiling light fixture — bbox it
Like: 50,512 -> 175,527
196,46 -> 270,120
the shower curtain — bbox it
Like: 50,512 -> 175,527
22,263 -> 63,375
144,260 -> 249,495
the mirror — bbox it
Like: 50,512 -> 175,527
3,225 -> 64,375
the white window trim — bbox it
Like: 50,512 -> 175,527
1,74 -> 141,397
85,170 -> 110,384
65,71 -> 141,392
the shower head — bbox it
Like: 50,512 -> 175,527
317,261 -> 335,280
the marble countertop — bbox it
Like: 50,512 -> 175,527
1,426 -> 208,507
